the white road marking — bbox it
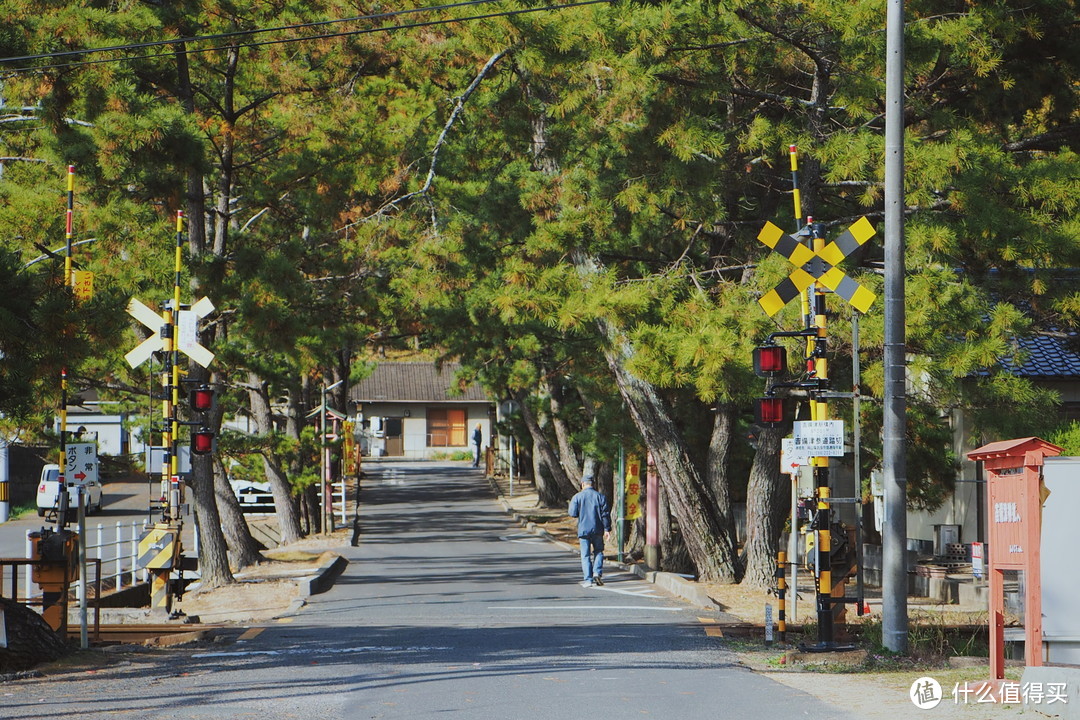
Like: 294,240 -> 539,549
598,585 -> 662,598
192,645 -> 449,659
499,533 -> 547,544
492,605 -> 682,612
377,470 -> 407,486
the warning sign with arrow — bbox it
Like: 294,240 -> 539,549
64,442 -> 99,486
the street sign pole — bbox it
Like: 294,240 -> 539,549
781,437 -> 806,623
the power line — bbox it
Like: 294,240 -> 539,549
0,0 -> 612,74
0,0 -> 504,66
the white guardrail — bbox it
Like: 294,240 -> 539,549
19,484 -> 350,599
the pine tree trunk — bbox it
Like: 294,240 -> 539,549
625,515 -> 645,562
706,404 -> 739,548
659,480 -> 694,574
286,384 -> 318,535
0,596 -> 68,672
302,485 -> 321,535
176,46 -> 232,589
741,425 -> 788,589
190,453 -> 233,588
513,389 -> 577,506
545,376 -> 581,483
602,330 -> 741,583
213,456 -> 265,569
246,371 -> 303,545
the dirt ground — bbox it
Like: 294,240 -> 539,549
169,539 -> 350,624
102,539 -> 349,626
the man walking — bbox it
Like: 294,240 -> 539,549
568,475 -> 612,587
472,424 -> 483,468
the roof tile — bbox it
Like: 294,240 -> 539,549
1004,334 -> 1080,378
348,362 -> 489,403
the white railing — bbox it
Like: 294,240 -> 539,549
89,521 -> 143,593
24,521 -> 144,601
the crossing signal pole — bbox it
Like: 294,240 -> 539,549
126,210 -> 216,613
30,167 -> 83,635
754,146 -> 877,650
56,166 -> 77,527
809,223 -> 837,648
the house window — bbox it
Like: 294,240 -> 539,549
427,408 -> 466,447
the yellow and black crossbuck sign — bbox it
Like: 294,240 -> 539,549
757,216 -> 877,316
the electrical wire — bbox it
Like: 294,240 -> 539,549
0,0 -> 505,65
0,0 -> 613,74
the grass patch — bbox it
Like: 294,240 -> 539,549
737,611 -> 995,676
10,503 -> 37,520
428,451 -> 473,461
851,613 -> 989,666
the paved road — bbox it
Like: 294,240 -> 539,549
2,462 -> 856,719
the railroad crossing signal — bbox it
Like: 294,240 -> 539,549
124,296 -> 215,368
757,216 -> 877,316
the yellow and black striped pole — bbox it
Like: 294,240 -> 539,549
810,222 -> 834,646
756,146 -> 876,650
789,146 -> 814,344
789,145 -> 801,225
64,165 -> 74,286
777,550 -> 787,642
55,367 -> 70,529
170,210 -> 184,519
145,211 -> 188,612
55,167 -> 76,528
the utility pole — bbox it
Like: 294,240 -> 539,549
882,0 -> 909,654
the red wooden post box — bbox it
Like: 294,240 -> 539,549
967,437 -> 1062,679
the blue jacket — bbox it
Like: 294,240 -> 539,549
568,487 -> 612,538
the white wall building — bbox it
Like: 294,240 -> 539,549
349,362 -> 494,460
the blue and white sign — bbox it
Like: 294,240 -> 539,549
791,420 -> 845,457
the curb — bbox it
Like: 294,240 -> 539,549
622,563 -> 718,609
297,553 -> 349,598
493,485 -> 719,610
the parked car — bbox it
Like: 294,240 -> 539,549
36,463 -> 103,517
230,479 -> 275,512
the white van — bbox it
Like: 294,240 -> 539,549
36,464 -> 103,517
